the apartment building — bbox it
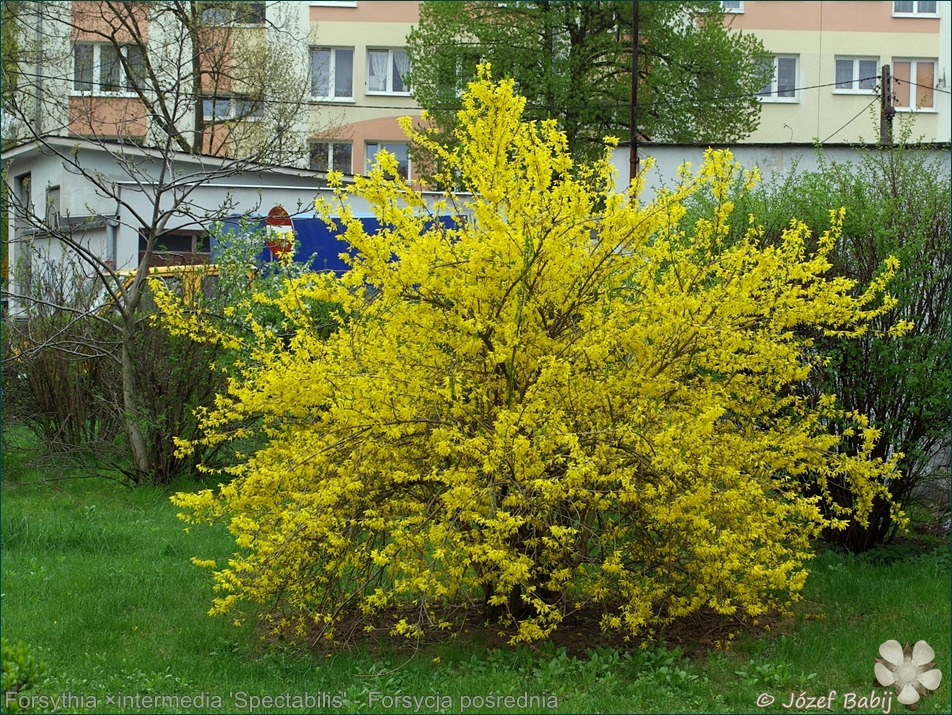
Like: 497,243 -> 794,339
723,0 -> 949,143
307,1 -> 421,180
1,1 -> 427,294
3,1 -> 422,176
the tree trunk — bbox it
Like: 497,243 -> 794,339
121,315 -> 152,483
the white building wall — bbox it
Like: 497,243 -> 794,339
937,1 -> 952,143
612,143 -> 951,203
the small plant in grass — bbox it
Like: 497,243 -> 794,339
162,68 -> 905,646
1,639 -> 48,713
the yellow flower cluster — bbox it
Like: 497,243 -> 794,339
163,67 -> 903,644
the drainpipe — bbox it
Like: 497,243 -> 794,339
107,218 -> 119,268
34,7 -> 43,136
109,183 -> 121,268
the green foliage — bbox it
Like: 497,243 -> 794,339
2,219 -> 342,485
1,3 -> 21,126
209,220 -> 342,344
128,313 -> 227,484
407,1 -> 772,161
2,258 -> 123,456
1,639 -> 48,713
684,144 -> 951,552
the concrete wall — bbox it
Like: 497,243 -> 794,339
612,142 -> 951,203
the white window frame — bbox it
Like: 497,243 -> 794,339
833,57 -> 879,94
310,141 -> 353,173
366,141 -> 410,180
311,47 -> 355,101
892,1 -> 938,17
757,55 -> 798,103
202,96 -> 263,122
366,48 -> 411,96
200,2 -> 266,26
721,1 -> 744,13
892,59 -> 937,111
72,42 -> 143,97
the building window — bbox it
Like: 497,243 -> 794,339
202,96 -> 263,121
199,2 -> 266,25
366,142 -> 409,179
15,173 -> 32,228
139,231 -> 211,267
834,58 -> 878,92
367,49 -> 410,95
721,1 -> 744,12
45,186 -> 61,229
893,59 -> 935,109
893,1 -> 937,16
310,141 -> 353,173
311,48 -> 354,99
73,43 -> 145,95
757,56 -> 797,102
436,52 -> 481,97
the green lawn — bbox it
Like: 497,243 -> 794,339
2,471 -> 949,714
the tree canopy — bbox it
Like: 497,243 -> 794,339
406,1 -> 773,161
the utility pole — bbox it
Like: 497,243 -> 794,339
880,64 -> 894,145
629,0 -> 639,184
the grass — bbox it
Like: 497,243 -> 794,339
2,467 -> 950,714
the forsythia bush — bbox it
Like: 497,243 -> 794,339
162,68 -> 905,644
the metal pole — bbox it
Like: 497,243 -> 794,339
629,0 -> 639,184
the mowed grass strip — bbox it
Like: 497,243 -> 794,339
2,473 -> 949,714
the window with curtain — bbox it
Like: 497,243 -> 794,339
202,96 -> 264,121
311,48 -> 354,99
367,49 -> 410,94
310,141 -> 353,173
199,2 -> 266,24
756,56 -> 798,101
834,58 -> 878,92
893,1 -> 937,15
72,43 -> 144,95
366,142 -> 409,179
892,59 -> 936,109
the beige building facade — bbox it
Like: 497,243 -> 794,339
306,1 -> 422,180
724,0 -> 948,143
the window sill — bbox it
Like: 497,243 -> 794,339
758,97 -> 799,104
70,91 -> 140,99
203,117 -> 265,123
832,89 -> 878,96
895,107 -> 937,113
312,96 -> 356,103
365,91 -> 413,97
892,12 -> 939,17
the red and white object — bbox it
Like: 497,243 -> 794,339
265,205 -> 294,257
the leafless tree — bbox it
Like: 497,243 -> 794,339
2,1 -> 328,483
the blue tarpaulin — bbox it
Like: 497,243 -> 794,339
213,214 -> 457,275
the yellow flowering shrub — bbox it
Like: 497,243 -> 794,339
162,68 -> 903,644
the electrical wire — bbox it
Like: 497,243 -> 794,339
15,68 -> 949,115
819,96 -> 880,143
